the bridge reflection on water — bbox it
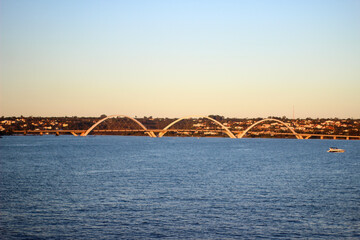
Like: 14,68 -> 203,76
13,115 -> 360,140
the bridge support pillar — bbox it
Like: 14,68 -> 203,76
71,132 -> 78,136
237,132 -> 244,138
305,135 -> 311,139
346,136 -> 349,140
147,131 -> 157,138
320,136 -> 323,140
333,136 -> 336,140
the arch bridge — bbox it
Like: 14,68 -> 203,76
158,115 -> 236,138
81,115 -> 156,137
81,115 -> 302,139
237,118 -> 302,139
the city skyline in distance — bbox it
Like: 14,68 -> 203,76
1,0 -> 359,118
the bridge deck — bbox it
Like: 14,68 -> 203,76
11,129 -> 360,140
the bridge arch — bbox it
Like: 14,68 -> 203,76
82,115 -> 156,137
238,118 -> 302,139
158,115 -> 236,138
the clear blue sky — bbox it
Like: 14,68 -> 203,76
1,0 -> 359,118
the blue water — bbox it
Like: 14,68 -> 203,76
1,136 -> 359,239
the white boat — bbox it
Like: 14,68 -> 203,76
327,147 -> 345,153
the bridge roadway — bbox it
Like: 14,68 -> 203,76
12,129 -> 360,140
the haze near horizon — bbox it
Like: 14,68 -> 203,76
1,0 -> 359,118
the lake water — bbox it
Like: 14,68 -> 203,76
1,136 -> 359,239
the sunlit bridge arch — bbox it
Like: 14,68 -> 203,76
81,115 -> 156,137
158,115 -> 236,138
238,118 -> 302,139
